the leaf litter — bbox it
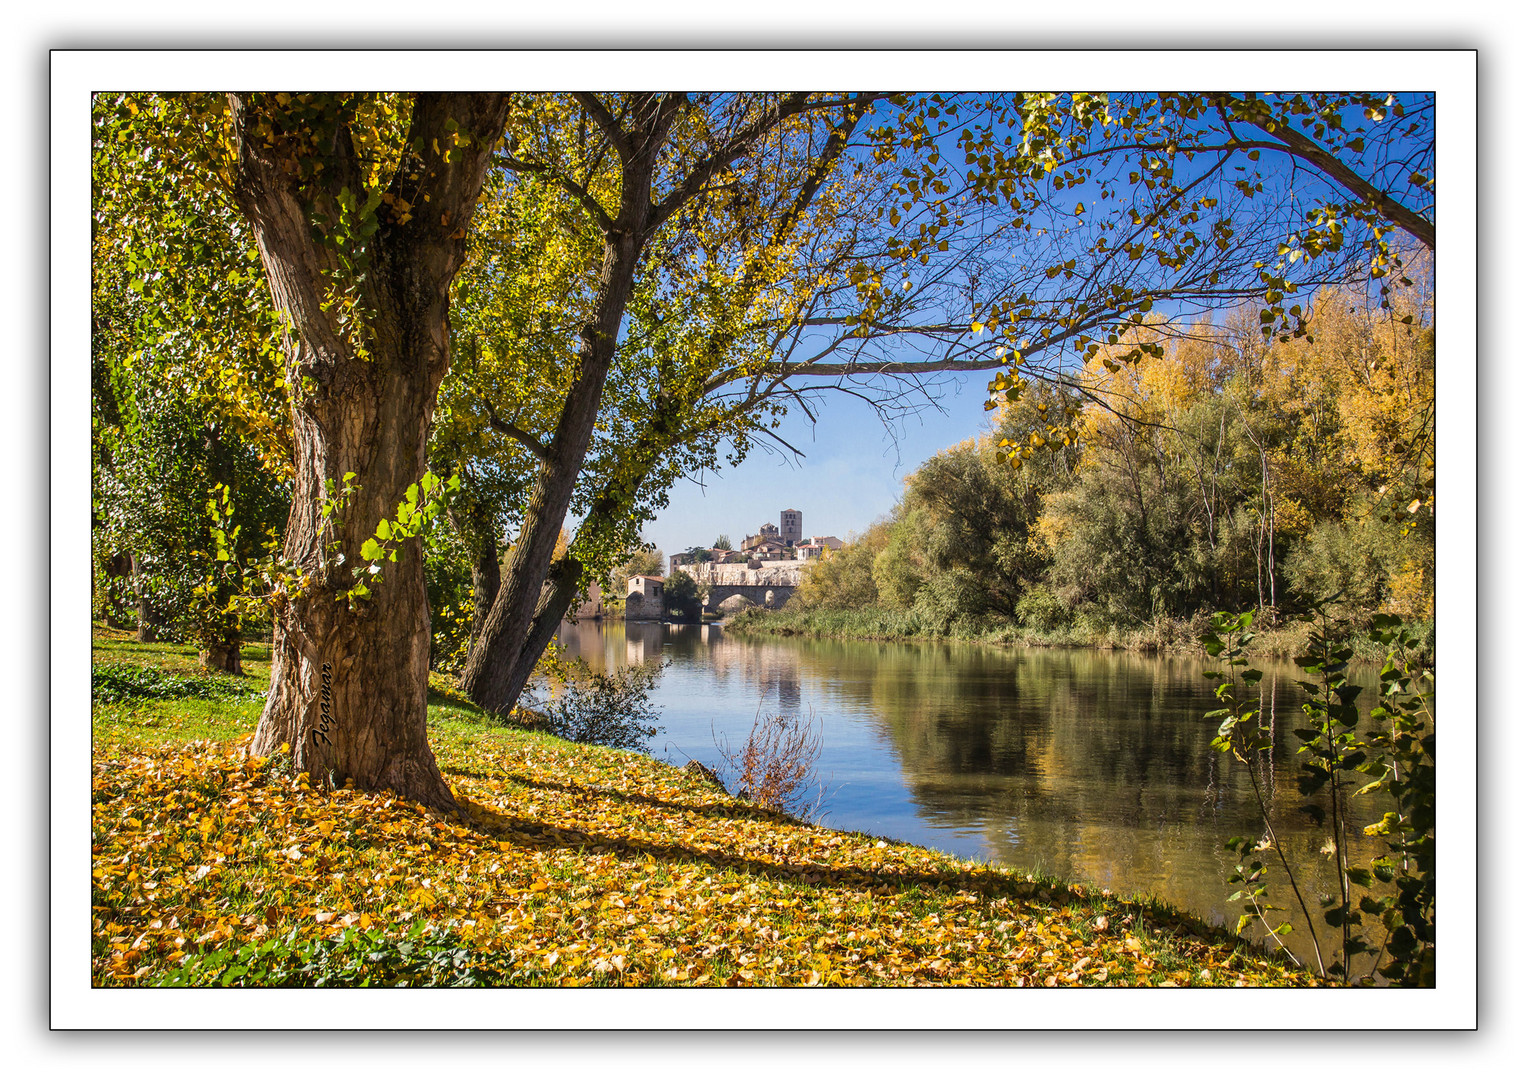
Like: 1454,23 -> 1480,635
91,717 -> 1317,988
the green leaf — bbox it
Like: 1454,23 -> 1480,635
360,538 -> 384,562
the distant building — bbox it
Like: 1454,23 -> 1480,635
742,521 -> 793,557
624,575 -> 665,621
742,532 -> 793,558
780,508 -> 803,546
810,535 -> 844,551
569,582 -> 605,620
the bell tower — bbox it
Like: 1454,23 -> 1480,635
780,508 -> 802,546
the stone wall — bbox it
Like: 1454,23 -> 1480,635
684,561 -> 803,588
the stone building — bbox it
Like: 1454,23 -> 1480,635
742,535 -> 793,559
742,521 -> 793,558
624,575 -> 665,621
793,535 -> 843,561
780,508 -> 803,546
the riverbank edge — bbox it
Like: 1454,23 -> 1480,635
89,628 -> 1319,988
722,605 -> 1432,662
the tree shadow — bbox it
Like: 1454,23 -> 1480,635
442,765 -> 800,827
455,795 -> 1079,909
445,760 -> 1236,949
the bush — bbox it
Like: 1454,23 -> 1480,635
713,710 -> 825,820
1013,584 -> 1069,632
541,659 -> 665,753
92,662 -> 262,705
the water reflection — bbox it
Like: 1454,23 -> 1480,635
554,619 -> 1389,971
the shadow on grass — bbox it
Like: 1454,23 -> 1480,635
456,793 -> 1091,910
443,765 -> 802,828
453,793 -> 1250,956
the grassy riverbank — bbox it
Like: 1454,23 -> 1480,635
90,627 -> 1319,988
724,604 -> 1430,661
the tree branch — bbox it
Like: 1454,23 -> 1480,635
481,400 -> 552,462
494,151 -> 617,235
647,93 -> 878,234
1210,92 -> 1435,251
570,92 -> 634,163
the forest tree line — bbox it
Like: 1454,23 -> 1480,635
778,274 -> 1435,649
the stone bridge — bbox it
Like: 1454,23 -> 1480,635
682,561 -> 802,612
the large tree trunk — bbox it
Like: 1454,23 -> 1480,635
200,636 -> 244,676
454,259 -> 634,713
468,532 -> 502,649
460,553 -> 584,713
229,92 -> 510,808
461,379 -> 704,709
457,97 -> 676,716
455,92 -> 838,716
252,361 -> 448,803
199,570 -> 244,675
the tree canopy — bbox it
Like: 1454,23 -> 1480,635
89,88 -> 1437,806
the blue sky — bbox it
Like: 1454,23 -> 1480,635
643,371 -> 992,559
640,92 -> 1435,564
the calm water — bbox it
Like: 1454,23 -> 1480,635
554,619 -> 1391,971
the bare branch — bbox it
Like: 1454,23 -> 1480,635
647,93 -> 880,234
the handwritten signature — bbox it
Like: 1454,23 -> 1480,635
312,661 -> 334,746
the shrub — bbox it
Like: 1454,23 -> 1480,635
714,710 -> 826,820
540,659 -> 665,753
1202,607 -> 1435,985
1013,584 -> 1068,632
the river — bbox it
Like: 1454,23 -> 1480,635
553,618 -> 1395,974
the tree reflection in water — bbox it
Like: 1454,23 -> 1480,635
554,619 -> 1388,969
